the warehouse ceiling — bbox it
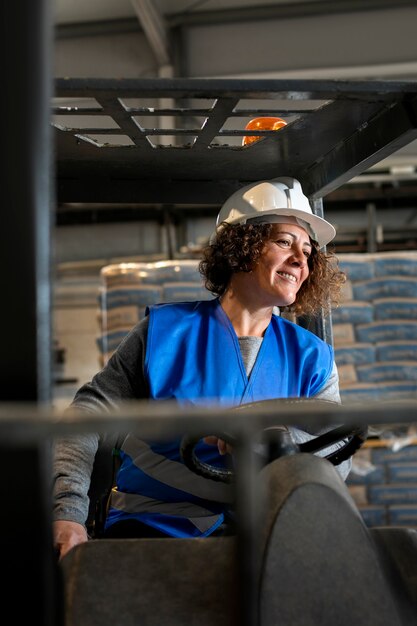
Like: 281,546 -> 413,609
53,0 -> 417,72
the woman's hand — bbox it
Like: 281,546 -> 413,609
203,436 -> 233,456
53,520 -> 88,561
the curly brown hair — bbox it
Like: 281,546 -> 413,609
199,222 -> 346,317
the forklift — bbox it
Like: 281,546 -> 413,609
51,77 -> 417,626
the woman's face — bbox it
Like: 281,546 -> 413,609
246,223 -> 312,307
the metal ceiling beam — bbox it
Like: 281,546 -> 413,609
55,17 -> 142,39
167,0 -> 417,27
130,0 -> 171,67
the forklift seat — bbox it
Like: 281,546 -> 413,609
60,453 -> 417,626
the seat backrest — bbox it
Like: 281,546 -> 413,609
258,454 -> 417,626
61,537 -> 238,626
86,431 -> 123,535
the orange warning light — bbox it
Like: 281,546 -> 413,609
242,116 -> 287,146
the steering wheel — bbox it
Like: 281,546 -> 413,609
180,398 -> 368,483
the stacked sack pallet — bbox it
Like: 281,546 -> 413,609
334,251 -> 417,403
347,434 -> 417,528
336,251 -> 417,528
97,260 -> 213,365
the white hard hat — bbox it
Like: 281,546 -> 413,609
211,177 -> 335,247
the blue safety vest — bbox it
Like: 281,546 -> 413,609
106,298 -> 334,537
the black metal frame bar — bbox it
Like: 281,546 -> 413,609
2,0 -> 53,403
54,77 -> 417,204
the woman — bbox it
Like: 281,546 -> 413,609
53,176 -> 347,560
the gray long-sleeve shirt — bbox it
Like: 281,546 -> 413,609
53,316 -> 350,527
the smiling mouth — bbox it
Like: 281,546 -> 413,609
276,271 -> 297,284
